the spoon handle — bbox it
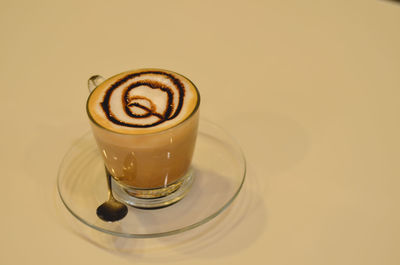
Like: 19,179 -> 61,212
104,166 -> 113,198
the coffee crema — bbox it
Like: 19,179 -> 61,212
87,69 -> 200,134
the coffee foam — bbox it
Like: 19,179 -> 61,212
87,69 -> 199,134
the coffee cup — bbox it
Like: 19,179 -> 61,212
86,69 -> 200,208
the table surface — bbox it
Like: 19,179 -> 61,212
1,1 -> 400,264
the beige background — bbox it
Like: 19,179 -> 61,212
1,0 -> 400,264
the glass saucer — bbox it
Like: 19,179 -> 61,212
57,119 -> 246,238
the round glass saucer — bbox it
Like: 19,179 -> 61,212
57,119 -> 246,238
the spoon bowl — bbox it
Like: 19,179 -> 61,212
96,168 -> 128,222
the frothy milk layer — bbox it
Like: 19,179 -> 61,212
87,69 -> 199,134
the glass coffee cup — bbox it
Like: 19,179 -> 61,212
86,69 -> 200,208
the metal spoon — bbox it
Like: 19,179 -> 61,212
96,167 -> 128,222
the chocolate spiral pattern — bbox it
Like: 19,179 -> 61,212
100,71 -> 185,128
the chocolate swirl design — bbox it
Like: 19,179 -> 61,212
100,71 -> 185,128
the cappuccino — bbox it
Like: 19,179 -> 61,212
87,69 -> 200,197
87,69 -> 199,134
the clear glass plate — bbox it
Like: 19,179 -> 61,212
57,119 -> 246,238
